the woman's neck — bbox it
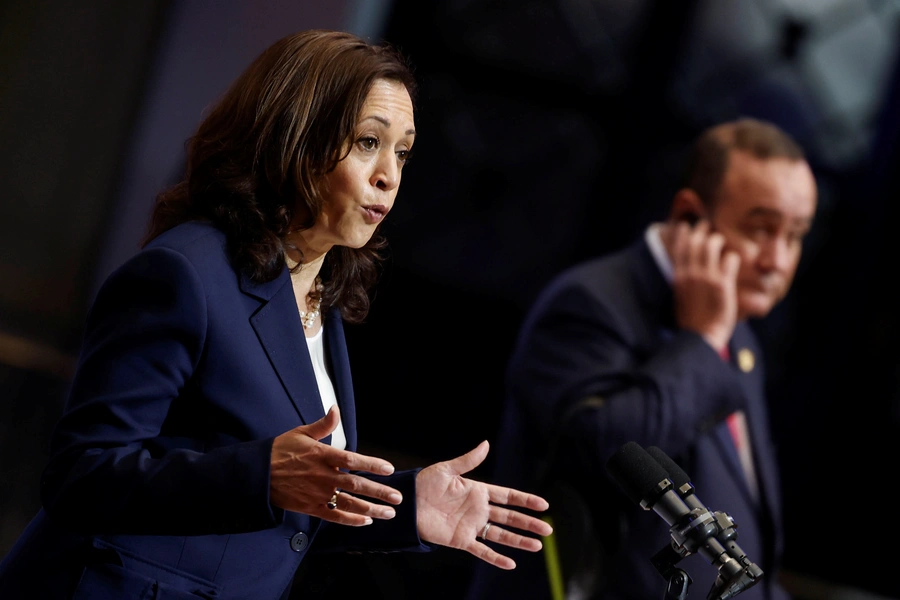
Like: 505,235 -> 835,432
286,251 -> 323,289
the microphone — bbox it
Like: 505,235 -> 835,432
606,442 -> 726,559
645,446 -> 763,599
605,442 -> 760,600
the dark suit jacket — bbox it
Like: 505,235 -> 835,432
467,238 -> 789,600
0,221 -> 429,600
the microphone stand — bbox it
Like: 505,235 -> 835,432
652,543 -> 692,600
649,510 -> 761,600
604,443 -> 762,600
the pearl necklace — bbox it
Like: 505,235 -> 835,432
299,276 -> 324,329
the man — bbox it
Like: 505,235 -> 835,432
466,117 -> 816,600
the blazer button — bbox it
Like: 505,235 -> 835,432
290,532 -> 309,552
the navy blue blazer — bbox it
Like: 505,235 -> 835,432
0,221 -> 428,600
467,238 -> 789,600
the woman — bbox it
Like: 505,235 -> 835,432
0,29 -> 552,599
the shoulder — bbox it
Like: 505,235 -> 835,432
86,227 -> 220,333
144,220 -> 227,257
137,221 -> 235,277
96,222 -> 235,306
535,241 -> 648,304
518,240 -> 661,342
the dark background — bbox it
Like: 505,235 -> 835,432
2,1 -> 899,599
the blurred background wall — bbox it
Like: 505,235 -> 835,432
2,1 -> 899,599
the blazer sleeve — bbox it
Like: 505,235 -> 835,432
510,278 -> 748,470
40,247 -> 282,535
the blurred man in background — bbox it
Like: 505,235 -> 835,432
467,117 -> 817,600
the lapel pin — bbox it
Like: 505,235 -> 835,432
737,348 -> 755,373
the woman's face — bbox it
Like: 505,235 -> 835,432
298,78 -> 415,256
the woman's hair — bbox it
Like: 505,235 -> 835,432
142,29 -> 418,323
684,117 -> 805,208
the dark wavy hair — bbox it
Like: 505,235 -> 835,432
142,29 -> 418,323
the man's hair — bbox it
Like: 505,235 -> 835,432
685,117 -> 806,207
142,29 -> 417,323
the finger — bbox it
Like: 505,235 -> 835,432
489,506 -> 554,537
329,490 -> 397,520
687,219 -> 710,268
722,249 -> 741,281
328,447 -> 395,477
671,221 -> 692,269
296,406 -> 341,441
316,508 -> 375,527
482,523 -> 544,553
703,232 -> 727,275
484,484 -> 550,512
333,472 -> 403,505
443,440 -> 490,477
467,540 -> 517,570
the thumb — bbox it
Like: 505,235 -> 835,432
298,405 -> 340,441
445,440 -> 490,476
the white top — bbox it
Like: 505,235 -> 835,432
305,326 -> 346,450
644,223 -> 758,500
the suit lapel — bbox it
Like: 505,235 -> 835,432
242,269 -> 326,427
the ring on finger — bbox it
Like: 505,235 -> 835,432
478,522 -> 492,540
326,489 -> 341,510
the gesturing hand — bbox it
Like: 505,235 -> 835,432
415,440 -> 553,570
270,406 -> 402,525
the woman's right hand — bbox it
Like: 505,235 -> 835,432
270,406 -> 402,525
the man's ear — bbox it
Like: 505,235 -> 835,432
669,189 -> 707,225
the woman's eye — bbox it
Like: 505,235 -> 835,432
358,136 -> 378,151
397,149 -> 412,164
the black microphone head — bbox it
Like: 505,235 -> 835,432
605,441 -> 672,507
646,446 -> 691,488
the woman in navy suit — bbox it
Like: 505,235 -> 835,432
0,29 -> 552,599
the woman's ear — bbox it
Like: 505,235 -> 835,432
668,188 -> 707,225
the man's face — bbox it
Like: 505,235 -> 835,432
709,150 -> 817,319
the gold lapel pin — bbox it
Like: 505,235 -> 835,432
737,348 -> 755,373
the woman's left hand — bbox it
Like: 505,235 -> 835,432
415,440 -> 553,570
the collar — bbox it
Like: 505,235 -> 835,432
644,223 -> 673,284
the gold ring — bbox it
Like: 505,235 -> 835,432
479,522 -> 491,540
326,490 -> 340,510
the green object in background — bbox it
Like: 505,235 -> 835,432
541,516 -> 565,600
